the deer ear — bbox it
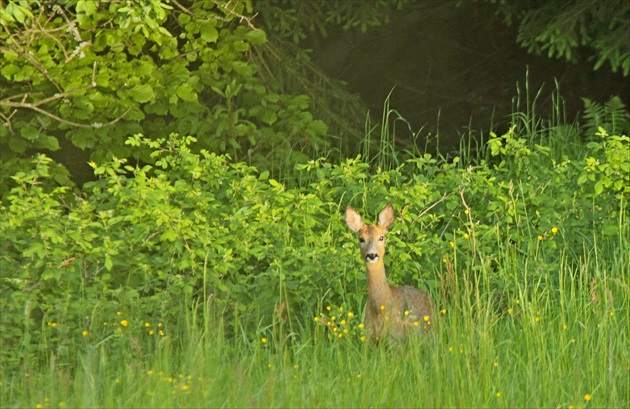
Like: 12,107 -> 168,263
345,206 -> 364,233
378,204 -> 395,230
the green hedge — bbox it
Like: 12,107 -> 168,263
1,128 -> 627,369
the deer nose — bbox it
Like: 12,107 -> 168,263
365,253 -> 379,262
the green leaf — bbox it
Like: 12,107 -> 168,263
20,125 -> 39,141
176,83 -> 198,102
307,120 -> 328,135
104,254 -> 113,271
178,13 -> 191,25
231,61 -> 252,76
9,136 -> 28,153
245,29 -> 267,45
77,0 -> 97,15
7,2 -> 32,24
594,180 -> 604,196
259,110 -> 277,125
40,136 -> 60,151
200,23 -> 219,43
71,129 -> 93,150
1,64 -> 20,78
130,84 -> 155,103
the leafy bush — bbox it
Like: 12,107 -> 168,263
1,121 -> 627,369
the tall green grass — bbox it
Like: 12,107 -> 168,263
2,222 -> 627,408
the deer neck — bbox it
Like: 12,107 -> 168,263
365,260 -> 394,311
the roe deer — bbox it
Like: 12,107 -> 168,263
345,204 -> 435,342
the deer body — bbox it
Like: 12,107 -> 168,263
346,204 -> 434,342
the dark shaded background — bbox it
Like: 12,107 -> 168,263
309,2 -> 629,152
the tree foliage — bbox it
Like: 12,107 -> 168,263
256,0 -> 409,44
0,0 -> 331,193
480,0 -> 630,76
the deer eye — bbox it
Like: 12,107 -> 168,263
378,236 -> 384,241
359,237 -> 365,243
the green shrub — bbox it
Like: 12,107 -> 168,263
1,125 -> 627,370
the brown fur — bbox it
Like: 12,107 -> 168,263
346,204 -> 435,342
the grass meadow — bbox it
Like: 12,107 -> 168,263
2,221 -> 627,408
